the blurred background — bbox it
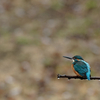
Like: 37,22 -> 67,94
0,0 -> 100,100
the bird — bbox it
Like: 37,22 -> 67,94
63,55 -> 91,80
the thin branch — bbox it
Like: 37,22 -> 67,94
57,74 -> 100,80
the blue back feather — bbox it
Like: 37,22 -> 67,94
73,60 -> 91,80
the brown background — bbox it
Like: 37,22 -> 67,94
0,0 -> 100,100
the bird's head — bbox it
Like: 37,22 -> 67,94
63,55 -> 84,62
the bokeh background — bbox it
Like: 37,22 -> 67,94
0,0 -> 100,100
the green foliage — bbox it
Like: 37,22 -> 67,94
51,0 -> 64,10
86,0 -> 97,10
16,37 -> 32,45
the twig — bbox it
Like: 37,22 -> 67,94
57,74 -> 100,80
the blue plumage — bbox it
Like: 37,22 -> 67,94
63,55 -> 91,80
73,60 -> 91,80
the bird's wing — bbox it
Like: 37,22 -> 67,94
74,61 -> 88,76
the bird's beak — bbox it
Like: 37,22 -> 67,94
63,56 -> 73,59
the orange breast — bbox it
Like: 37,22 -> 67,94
71,64 -> 82,77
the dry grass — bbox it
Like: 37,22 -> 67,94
0,0 -> 100,100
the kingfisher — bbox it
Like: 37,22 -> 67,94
63,55 -> 91,80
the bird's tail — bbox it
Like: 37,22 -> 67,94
86,72 -> 90,80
